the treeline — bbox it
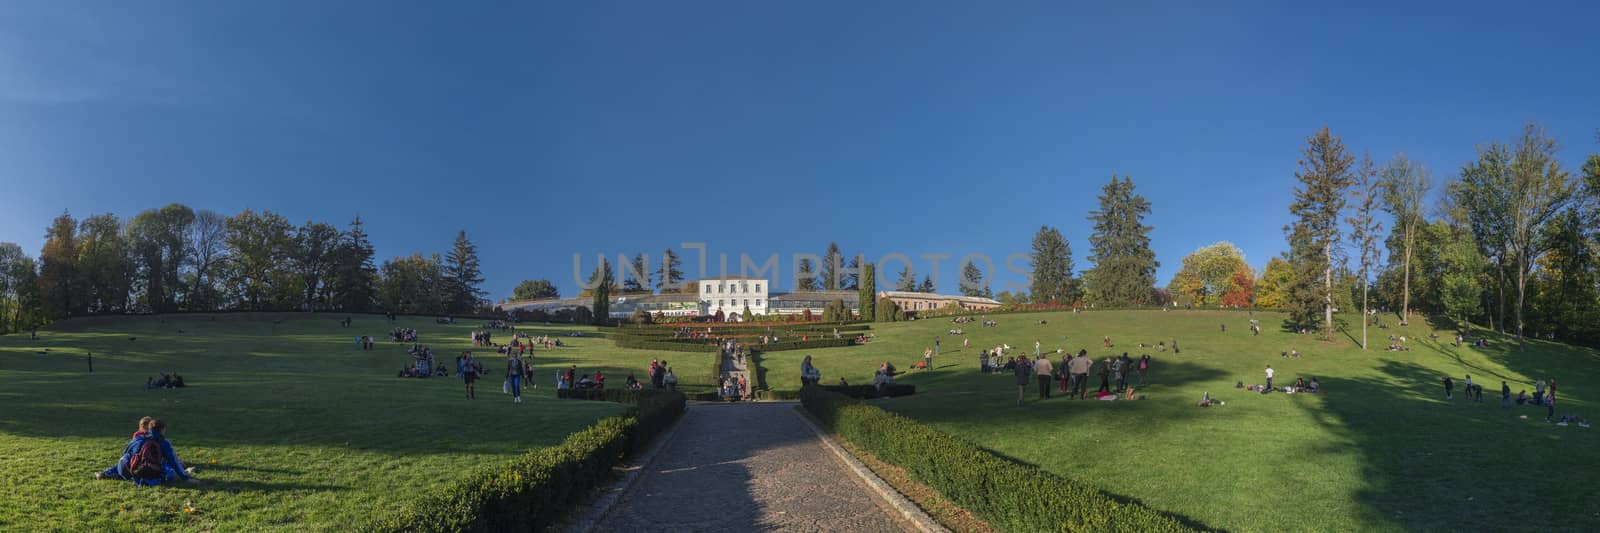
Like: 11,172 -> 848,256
0,205 -> 489,333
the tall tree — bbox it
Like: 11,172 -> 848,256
76,213 -> 132,314
185,210 -> 228,310
1029,225 -> 1076,304
857,262 -> 876,320
895,264 -> 916,292
918,274 -> 935,293
1347,155 -> 1383,350
1083,175 -> 1158,306
511,279 -> 560,300
960,261 -> 992,298
1220,268 -> 1255,307
330,216 -> 378,312
1378,154 -> 1430,323
125,204 -> 194,313
1168,242 -> 1249,306
5,253 -> 40,332
443,230 -> 486,313
655,249 -> 685,293
291,221 -> 341,310
1284,127 -> 1354,337
0,243 -> 27,333
843,255 -> 862,290
38,211 -> 80,319
624,253 -> 649,293
379,253 -> 447,315
589,258 -> 614,325
796,258 -> 819,291
223,209 -> 294,310
821,243 -> 844,290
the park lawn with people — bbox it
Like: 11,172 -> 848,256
768,309 -> 1598,532
0,314 -> 704,531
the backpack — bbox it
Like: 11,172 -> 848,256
128,435 -> 165,479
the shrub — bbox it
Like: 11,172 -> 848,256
800,387 -> 1200,532
360,391 -> 685,532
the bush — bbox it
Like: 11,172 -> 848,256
800,387 -> 1199,532
817,384 -> 916,399
360,391 -> 686,532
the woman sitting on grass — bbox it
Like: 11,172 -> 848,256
95,418 -> 197,486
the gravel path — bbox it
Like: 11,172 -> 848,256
594,402 -> 913,532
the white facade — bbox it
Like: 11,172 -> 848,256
699,277 -> 769,318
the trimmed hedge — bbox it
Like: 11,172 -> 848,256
748,338 -> 858,352
612,337 -> 718,353
800,387 -> 1201,532
360,391 -> 686,532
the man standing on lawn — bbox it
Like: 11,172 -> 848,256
1014,356 -> 1032,405
1070,350 -> 1093,399
1265,365 -> 1275,390
1034,354 -> 1054,400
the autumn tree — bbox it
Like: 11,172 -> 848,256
1168,242 -> 1248,306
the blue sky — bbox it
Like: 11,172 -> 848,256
2,1 -> 1597,299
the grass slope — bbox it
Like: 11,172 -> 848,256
764,310 -> 1598,531
0,314 -> 709,531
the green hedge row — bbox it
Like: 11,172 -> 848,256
748,338 -> 857,352
612,337 -> 719,352
800,387 -> 1200,532
360,391 -> 686,532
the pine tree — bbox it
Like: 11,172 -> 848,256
857,262 -> 876,319
443,230 -> 486,313
1029,226 -> 1076,304
332,216 -> 379,312
821,243 -> 843,290
843,255 -> 862,290
624,253 -> 648,293
797,258 -> 819,291
1083,176 -> 1158,306
895,264 -> 916,292
590,258 -> 613,325
1347,155 -> 1383,350
960,261 -> 990,297
918,275 -> 935,293
1285,127 -> 1355,337
655,249 -> 685,293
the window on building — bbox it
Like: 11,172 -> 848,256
744,299 -> 750,306
755,284 -> 761,292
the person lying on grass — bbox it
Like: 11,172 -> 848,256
95,417 -> 197,486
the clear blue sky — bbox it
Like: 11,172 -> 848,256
2,1 -> 1597,299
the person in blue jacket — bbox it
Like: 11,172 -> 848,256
95,417 -> 197,486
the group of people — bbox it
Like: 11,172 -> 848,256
144,373 -> 187,389
648,359 -> 679,390
1009,351 -> 1150,403
95,417 -> 197,486
719,375 -> 751,400
1456,375 -> 1571,423
556,365 -> 607,396
389,327 -> 418,342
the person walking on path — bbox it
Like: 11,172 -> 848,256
1137,355 -> 1151,386
1013,356 -> 1032,405
462,353 -> 481,400
1034,355 -> 1054,400
1265,365 -> 1275,390
1501,381 -> 1511,408
1442,376 -> 1454,400
505,354 -> 525,404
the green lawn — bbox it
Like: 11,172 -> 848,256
767,309 -> 1598,531
0,314 -> 710,531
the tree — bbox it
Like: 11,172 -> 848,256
38,211 -> 80,319
624,253 -> 649,293
1168,242 -> 1249,306
995,290 -> 1030,306
894,264 -> 916,292
857,262 -> 876,320
742,304 -> 755,322
1502,124 -> 1577,349
918,275 -> 935,293
379,253 -> 447,315
184,210 -> 228,310
329,216 -> 378,312
1029,226 -> 1076,304
5,254 -> 40,332
0,243 -> 30,333
589,258 -> 614,325
843,255 -> 862,290
1347,155 -> 1383,349
1083,175 -> 1158,306
443,230 -> 486,314
821,243 -> 844,290
1449,146 -> 1514,332
511,279 -> 560,300
1220,268 -> 1255,307
1379,153 -> 1431,323
1438,227 -> 1487,328
797,258 -> 819,291
223,209 -> 295,310
291,221 -> 341,310
655,248 -> 685,293
874,296 -> 901,322
960,261 -> 992,298
125,204 -> 194,313
1284,127 -> 1354,337
77,213 -> 132,314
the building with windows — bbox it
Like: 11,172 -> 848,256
698,276 -> 768,317
500,279 -> 991,321
877,291 -> 1001,314
767,290 -> 860,316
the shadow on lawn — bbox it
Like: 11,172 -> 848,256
1297,357 -> 1599,531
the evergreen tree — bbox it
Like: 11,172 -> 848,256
1284,127 -> 1354,337
589,258 -> 613,325
655,248 -> 685,293
918,275 -> 935,293
875,296 -> 900,322
331,216 -> 378,312
1029,225 -> 1076,304
821,243 -> 844,290
624,253 -> 649,293
1083,175 -> 1158,306
960,261 -> 991,297
742,304 -> 754,322
895,264 -> 916,292
843,255 -> 861,290
443,230 -> 486,313
857,262 -> 876,319
1347,155 -> 1383,350
797,258 -> 819,291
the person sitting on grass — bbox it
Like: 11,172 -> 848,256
1516,390 -> 1528,405
664,367 -> 678,391
95,418 -> 197,486
626,373 -> 642,390
1308,378 -> 1321,393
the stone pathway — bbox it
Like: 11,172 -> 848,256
593,403 -> 914,532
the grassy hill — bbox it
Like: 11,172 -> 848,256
767,309 -> 1598,531
0,314 -> 709,531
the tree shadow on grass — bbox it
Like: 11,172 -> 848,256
1295,358 -> 1599,531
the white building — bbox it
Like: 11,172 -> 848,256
699,276 -> 768,317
